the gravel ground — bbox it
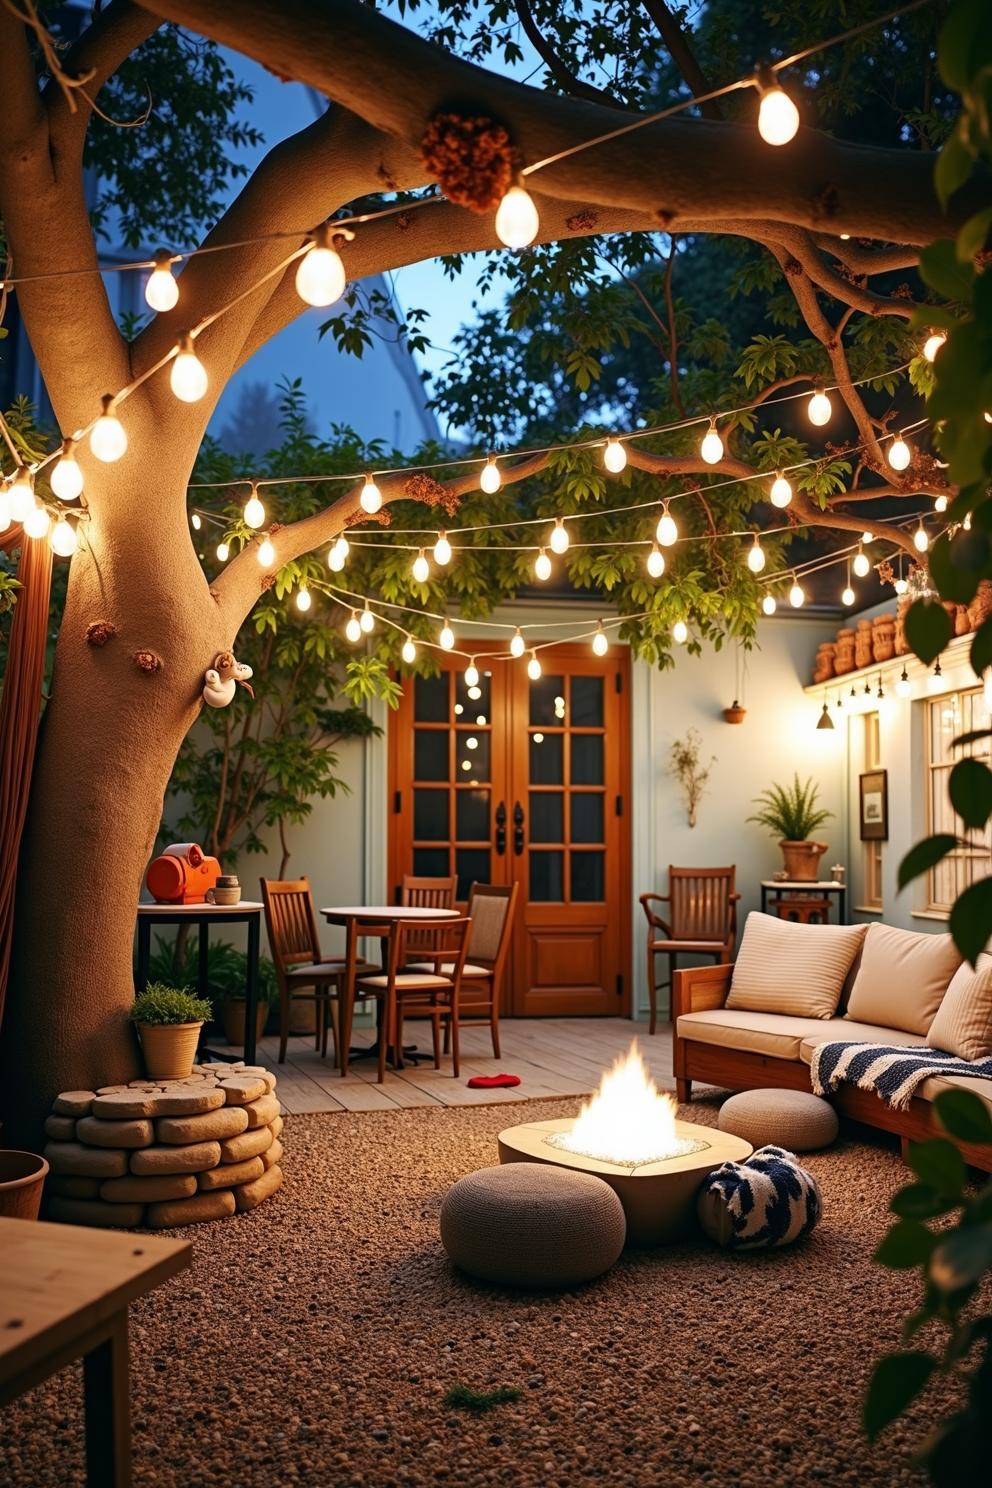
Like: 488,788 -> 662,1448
1,1097 -> 949,1488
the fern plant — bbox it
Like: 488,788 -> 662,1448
747,774 -> 832,841
130,984 -> 213,1026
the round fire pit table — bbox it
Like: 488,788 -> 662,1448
498,1117 -> 753,1246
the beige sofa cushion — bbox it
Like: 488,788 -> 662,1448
677,1010 -> 857,1062
725,912 -> 867,1018
918,1071 -> 992,1106
845,923 -> 962,1035
925,953 -> 992,1060
797,1020 -> 927,1065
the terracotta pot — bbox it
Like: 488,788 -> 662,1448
136,1020 -> 203,1079
222,997 -> 268,1049
779,840 -> 829,883
873,638 -> 895,662
968,579 -> 992,630
955,605 -> 971,636
0,1149 -> 49,1221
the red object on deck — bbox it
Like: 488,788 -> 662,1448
466,1074 -> 521,1090
145,843 -> 221,905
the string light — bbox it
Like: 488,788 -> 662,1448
480,456 -> 501,494
896,666 -> 911,698
170,334 -> 207,402
534,548 -> 552,581
432,530 -> 452,566
816,700 -> 835,731
412,549 -> 430,583
401,635 -> 417,664
296,586 -> 312,612
789,577 -> 806,608
672,619 -> 689,645
603,438 -> 627,473
914,521 -> 929,552
257,535 -> 275,567
876,673 -> 885,701
549,518 -> 570,555
244,487 -> 265,528
89,396 -> 127,462
494,184 -> 539,249
862,531 -> 875,544
51,441 -> 84,501
345,610 -> 362,643
841,561 -> 855,607
746,534 -> 766,573
527,649 -> 542,680
888,434 -> 911,471
927,658 -> 945,694
145,250 -> 179,312
894,573 -> 908,595
295,225 -> 346,308
510,628 -> 525,658
592,620 -> 609,656
8,469 -> 34,523
0,487 -> 9,533
922,332 -> 946,363
23,504 -> 50,539
217,541 -> 229,562
439,617 -> 455,650
465,659 -> 480,688
852,544 -> 871,578
360,474 -> 382,514
327,538 -> 347,572
807,385 -> 832,426
761,594 -> 777,616
770,473 -> 793,509
360,601 -> 375,634
700,418 -> 724,464
646,541 -> 665,578
191,512 -> 202,530
50,516 -> 77,556
755,69 -> 800,146
656,502 -> 678,547
934,494 -> 947,513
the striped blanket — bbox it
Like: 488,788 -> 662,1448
810,1041 -> 992,1111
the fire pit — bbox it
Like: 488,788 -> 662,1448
498,1042 -> 752,1245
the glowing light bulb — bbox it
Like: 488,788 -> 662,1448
89,397 -> 127,462
549,518 -> 570,555
51,442 -> 83,501
480,457 -> 501,494
145,253 -> 180,312
853,547 -> 871,578
927,661 -> 945,694
914,522 -> 930,553
345,611 -> 362,643
746,535 -> 766,573
50,517 -> 77,556
896,667 -> 911,698
412,549 -> 430,583
656,503 -> 678,547
672,619 -> 688,645
327,540 -> 346,572
923,332 -> 946,363
646,542 -> 665,578
23,504 -> 50,539
934,495 -> 948,513
761,594 -> 777,616
894,575 -> 908,595
527,650 -> 542,680
170,334 -> 207,402
434,530 -> 452,565
360,603 -> 375,634
510,628 -> 525,658
257,536 -> 275,567
8,469 -> 34,522
807,388 -> 832,426
789,579 -> 806,608
757,82 -> 800,146
592,621 -> 608,657
401,635 -> 417,665
862,530 -> 875,544
700,419 -> 724,464
0,486 -> 9,533
244,490 -> 265,528
603,438 -> 627,473
842,584 -> 855,606
770,473 -> 793,509
888,435 -> 911,471
495,185 -> 539,249
217,541 -> 229,562
465,660 -> 479,688
295,239 -> 346,308
295,586 -> 312,613
534,548 -> 552,581
439,618 -> 455,650
360,474 -> 382,514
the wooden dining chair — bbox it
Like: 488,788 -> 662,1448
356,917 -> 471,1082
400,873 -> 457,958
407,882 -> 519,1058
639,867 -> 739,1034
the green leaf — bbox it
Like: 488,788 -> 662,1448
928,531 -> 982,606
949,876 -> 992,965
949,757 -> 992,829
863,1352 -> 936,1440
898,834 -> 959,891
936,133 -> 974,213
890,1183 -> 959,1220
934,1089 -> 992,1146
929,1222 -> 992,1292
971,615 -> 992,676
904,600 -> 953,665
908,1138 -> 967,1197
918,241 -> 975,306
875,1219 -> 938,1269
957,205 -> 992,262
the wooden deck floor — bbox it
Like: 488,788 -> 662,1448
221,1019 -> 675,1115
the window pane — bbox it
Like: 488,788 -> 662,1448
456,789 -> 489,841
455,731 -> 490,782
414,673 -> 448,722
530,850 -> 563,902
455,848 -> 490,900
414,790 -> 449,841
413,847 -> 450,879
414,730 -> 449,782
570,675 -> 604,728
530,792 -> 563,843
570,793 -> 604,844
530,675 -> 566,727
455,669 -> 492,718
571,734 -> 604,785
530,732 -> 563,784
571,851 -> 605,902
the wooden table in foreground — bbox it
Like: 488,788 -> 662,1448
0,1217 -> 191,1488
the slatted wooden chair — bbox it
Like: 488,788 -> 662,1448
261,877 -> 377,1065
356,916 -> 472,1081
400,873 -> 458,960
407,882 -> 519,1059
640,867 -> 739,1034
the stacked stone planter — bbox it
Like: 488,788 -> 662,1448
42,1062 -> 283,1229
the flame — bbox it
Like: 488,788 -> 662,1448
551,1040 -> 684,1166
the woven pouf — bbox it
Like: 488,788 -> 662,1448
718,1088 -> 838,1152
440,1164 -> 626,1288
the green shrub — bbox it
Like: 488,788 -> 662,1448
130,983 -> 214,1026
748,773 -> 832,841
142,934 -> 277,1009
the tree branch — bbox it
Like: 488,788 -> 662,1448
45,0 -> 160,164
514,0 -> 625,109
640,0 -> 724,122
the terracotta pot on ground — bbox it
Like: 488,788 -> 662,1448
137,1020 -> 203,1079
222,997 -> 268,1049
780,840 -> 829,882
0,1149 -> 49,1220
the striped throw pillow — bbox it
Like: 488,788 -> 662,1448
926,953 -> 992,1061
726,911 -> 867,1019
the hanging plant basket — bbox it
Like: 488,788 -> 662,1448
723,701 -> 747,725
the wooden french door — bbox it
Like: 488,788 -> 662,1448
387,646 -> 631,1016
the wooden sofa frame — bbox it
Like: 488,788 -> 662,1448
673,963 -> 992,1174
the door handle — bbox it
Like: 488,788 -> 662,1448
495,800 -> 506,856
513,800 -> 525,856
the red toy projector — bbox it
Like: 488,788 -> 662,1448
145,842 -> 222,905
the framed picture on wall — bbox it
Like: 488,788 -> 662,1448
860,769 -> 888,841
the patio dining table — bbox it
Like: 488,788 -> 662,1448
321,905 -> 460,1074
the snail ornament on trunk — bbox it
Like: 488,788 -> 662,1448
202,650 -> 254,708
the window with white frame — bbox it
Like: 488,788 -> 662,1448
927,685 -> 992,912
863,711 -> 883,910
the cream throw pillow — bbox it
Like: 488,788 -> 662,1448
726,913 -> 867,1019
926,953 -> 992,1060
845,923 -> 962,1036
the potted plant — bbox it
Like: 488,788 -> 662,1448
748,773 -> 833,882
0,1150 -> 49,1221
130,983 -> 214,1079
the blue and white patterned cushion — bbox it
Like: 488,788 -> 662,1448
696,1145 -> 822,1250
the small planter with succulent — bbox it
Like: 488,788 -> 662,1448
130,983 -> 214,1079
748,773 -> 833,882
